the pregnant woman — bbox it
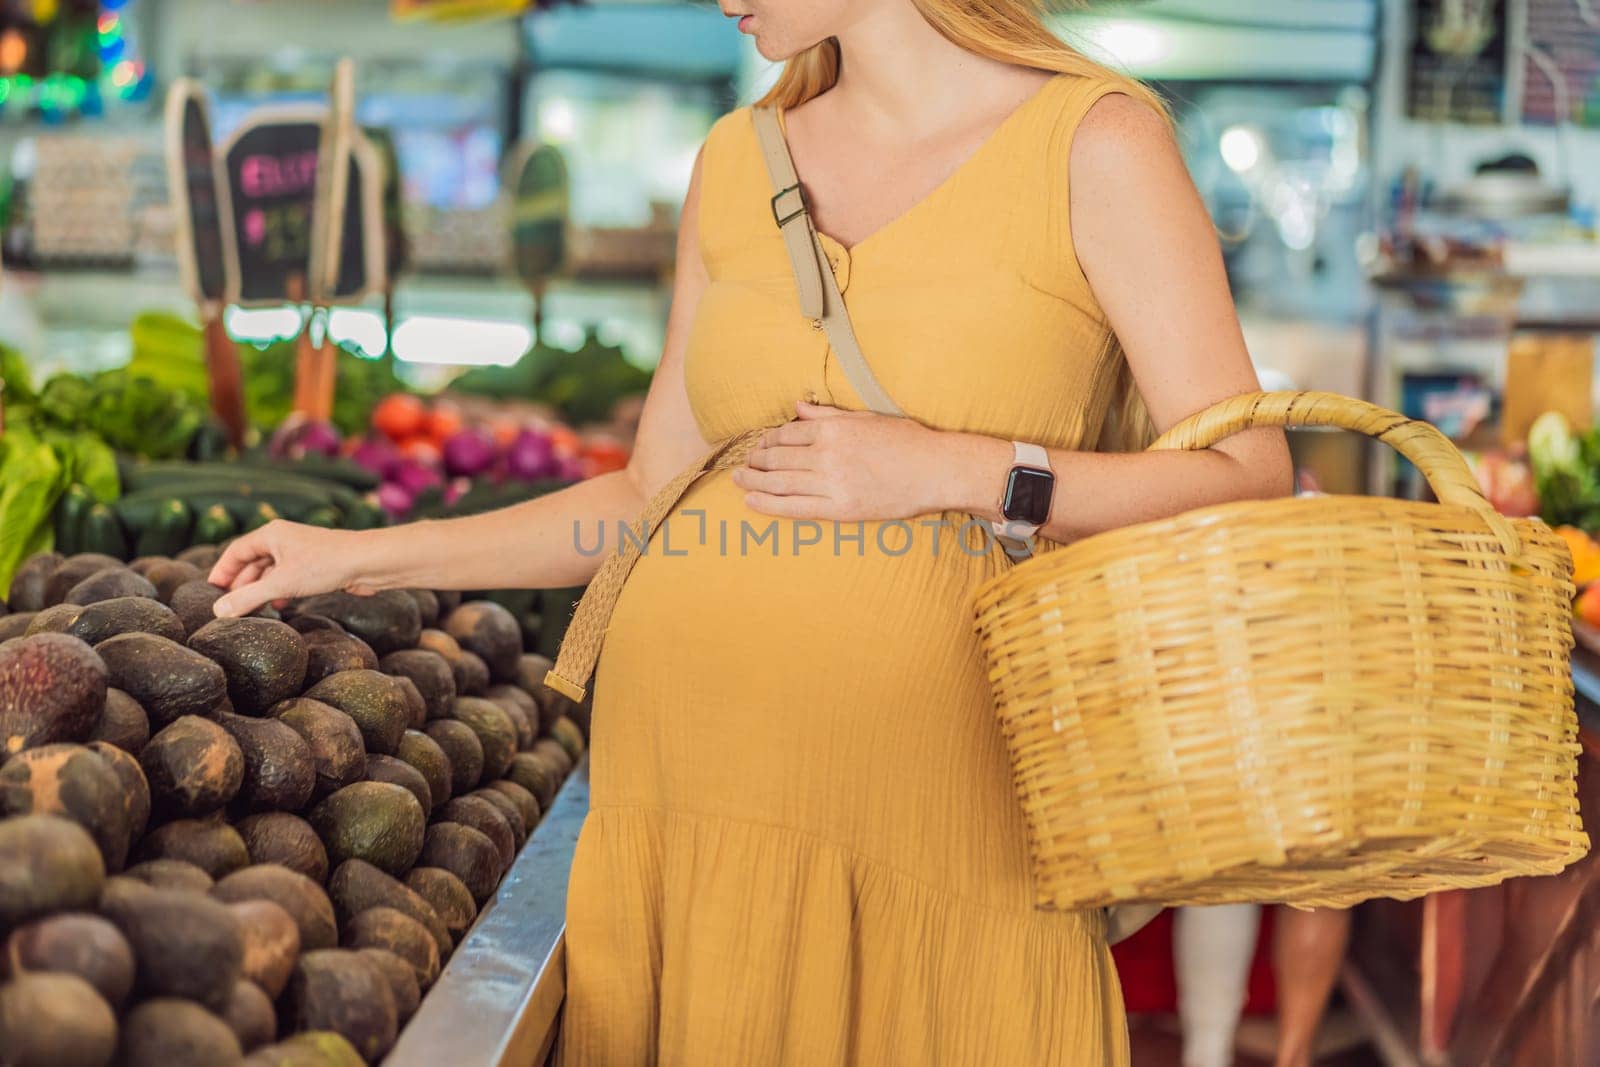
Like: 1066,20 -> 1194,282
210,0 -> 1291,1062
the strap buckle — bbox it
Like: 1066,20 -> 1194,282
770,182 -> 808,227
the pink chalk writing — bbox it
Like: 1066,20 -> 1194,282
240,151 -> 318,198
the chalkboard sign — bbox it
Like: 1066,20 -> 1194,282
508,141 -> 570,285
221,106 -> 323,306
164,79 -> 237,306
220,105 -> 385,307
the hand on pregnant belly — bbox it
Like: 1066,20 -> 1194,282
730,399 -> 1003,523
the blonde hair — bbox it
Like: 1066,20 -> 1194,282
753,0 -> 1163,452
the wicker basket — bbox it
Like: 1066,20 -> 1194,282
974,391 -> 1588,910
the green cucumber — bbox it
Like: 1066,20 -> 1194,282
301,506 -> 342,528
53,484 -> 95,556
193,504 -> 237,546
80,503 -> 128,559
244,503 -> 281,531
135,499 -> 193,558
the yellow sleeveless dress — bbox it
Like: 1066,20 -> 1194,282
559,72 -> 1132,1066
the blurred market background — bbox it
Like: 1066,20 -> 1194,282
6,0 -> 1600,1063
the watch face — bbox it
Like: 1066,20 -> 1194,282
1004,466 -> 1054,526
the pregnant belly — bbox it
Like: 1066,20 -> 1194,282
587,471 -> 1021,876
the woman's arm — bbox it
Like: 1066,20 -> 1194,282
209,148 -> 715,616
734,93 -> 1292,540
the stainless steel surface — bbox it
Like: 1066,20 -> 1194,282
388,755 -> 590,1067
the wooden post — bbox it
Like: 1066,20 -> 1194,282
531,278 -> 546,347
289,274 -> 317,417
311,309 -> 337,423
202,306 -> 247,449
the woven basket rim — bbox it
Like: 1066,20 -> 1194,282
976,492 -> 1551,607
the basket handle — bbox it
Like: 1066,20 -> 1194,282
1147,391 -> 1522,558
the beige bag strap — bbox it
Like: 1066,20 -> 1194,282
749,105 -> 903,418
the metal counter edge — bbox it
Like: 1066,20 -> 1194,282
387,754 -> 591,1067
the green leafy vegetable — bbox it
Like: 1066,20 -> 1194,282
1530,411 -> 1600,533
0,427 -> 67,589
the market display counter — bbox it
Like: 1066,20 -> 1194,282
388,756 -> 589,1067
1342,649 -> 1600,1065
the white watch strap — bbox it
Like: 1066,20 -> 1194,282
990,441 -> 1052,557
1014,440 -> 1050,471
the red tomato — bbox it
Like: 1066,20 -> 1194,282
427,403 -> 464,447
372,394 -> 427,442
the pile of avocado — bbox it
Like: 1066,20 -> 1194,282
0,546 -> 588,1067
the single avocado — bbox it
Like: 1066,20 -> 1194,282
401,590 -> 439,629
395,730 -> 452,812
145,560 -> 204,604
357,948 -> 420,1023
244,1031 -> 366,1067
86,688 -> 150,754
0,613 -> 35,641
301,630 -> 379,686
365,754 -> 432,815
454,650 -> 490,697
96,632 -> 228,728
303,670 -> 411,756
226,897 -> 300,999
423,719 -> 482,796
217,712 -> 315,813
7,552 -> 63,613
471,787 -> 527,848
66,595 -> 185,645
450,697 -> 517,781
283,950 -> 398,1064
235,812 -> 329,884
118,997 -> 243,1067
287,613 -> 345,635
122,858 -> 214,892
65,566 -> 160,606
140,716 -> 245,817
168,580 -> 227,638
3,912 -> 135,1007
531,737 -> 574,779
483,779 -> 541,836
23,602 -> 84,635
326,859 -> 451,959
402,867 -> 477,946
42,554 -> 123,606
515,653 -> 560,733
211,864 -> 337,952
290,591 -> 421,657
309,782 -> 426,877
392,675 -> 426,730
378,650 -> 455,720
341,906 -> 439,990
221,978 -> 277,1051
483,684 -> 537,749
190,618 -> 309,715
0,972 -> 118,1067
504,751 -> 559,810
86,740 -> 151,842
434,794 -> 515,873
127,557 -> 165,576
101,886 -> 244,1011
176,544 -> 224,571
550,717 -> 587,764
415,628 -> 462,666
134,818 -> 250,879
270,698 -> 366,798
442,601 -> 522,682
0,632 -> 108,759
0,815 -> 105,931
0,743 -> 132,871
417,822 -> 501,906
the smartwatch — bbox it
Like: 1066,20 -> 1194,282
990,441 -> 1055,548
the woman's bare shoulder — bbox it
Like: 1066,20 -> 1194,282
1071,90 -> 1178,179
